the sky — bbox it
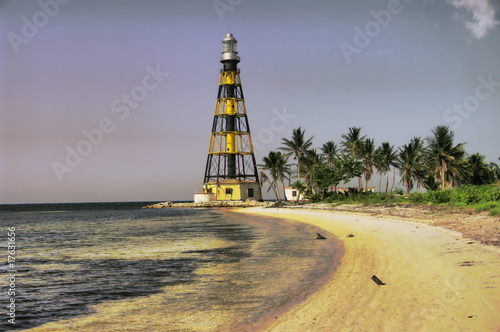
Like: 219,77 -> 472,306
1,0 -> 499,204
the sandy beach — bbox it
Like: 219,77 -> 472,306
237,207 -> 500,331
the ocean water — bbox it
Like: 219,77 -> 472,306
0,205 -> 342,331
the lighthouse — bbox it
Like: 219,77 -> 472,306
197,32 -> 262,202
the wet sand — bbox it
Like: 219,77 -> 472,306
237,207 -> 500,331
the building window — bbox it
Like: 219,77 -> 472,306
248,188 -> 254,198
292,190 -> 297,197
226,188 -> 233,195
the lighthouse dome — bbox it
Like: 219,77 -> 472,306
220,33 -> 240,62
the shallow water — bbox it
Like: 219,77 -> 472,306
0,207 -> 342,331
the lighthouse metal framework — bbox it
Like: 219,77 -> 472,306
201,33 -> 262,201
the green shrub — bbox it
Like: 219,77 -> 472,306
320,184 -> 499,208
345,187 -> 360,196
377,193 -> 388,200
450,185 -> 480,204
489,206 -> 500,217
408,192 -> 426,204
474,202 -> 498,212
309,193 -> 322,202
324,192 -> 347,203
483,186 -> 500,201
393,188 -> 405,195
427,190 -> 452,204
450,185 -> 500,204
454,202 -> 468,208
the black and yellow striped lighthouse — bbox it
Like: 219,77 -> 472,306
201,33 -> 262,201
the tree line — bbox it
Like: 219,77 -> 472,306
258,125 -> 500,201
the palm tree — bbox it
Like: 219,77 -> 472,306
259,151 -> 289,202
467,153 -> 493,185
321,141 -> 339,167
374,147 -> 389,193
411,137 -> 428,191
425,125 -> 466,190
374,151 -> 384,193
396,137 -> 426,194
444,151 -> 469,188
341,127 -> 366,189
375,142 -> 398,193
277,156 -> 291,200
422,175 -> 440,191
490,162 -> 500,184
302,148 -> 325,193
390,165 -> 397,192
397,143 -> 415,194
360,138 -> 375,191
321,141 -> 340,191
259,171 -> 279,201
279,127 -> 314,182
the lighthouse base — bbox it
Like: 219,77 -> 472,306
202,179 -> 262,201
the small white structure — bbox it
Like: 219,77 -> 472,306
194,193 -> 215,203
284,187 -> 305,201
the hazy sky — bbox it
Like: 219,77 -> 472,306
1,0 -> 499,203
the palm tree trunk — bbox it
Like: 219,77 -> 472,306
269,183 -> 279,202
291,161 -> 300,202
297,162 -> 300,182
440,169 -> 444,190
385,172 -> 389,193
273,176 -> 281,202
378,173 -> 382,193
440,161 -> 446,190
390,167 -> 395,192
281,178 -> 287,201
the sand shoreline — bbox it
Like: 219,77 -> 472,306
240,222 -> 344,332
236,207 -> 500,331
